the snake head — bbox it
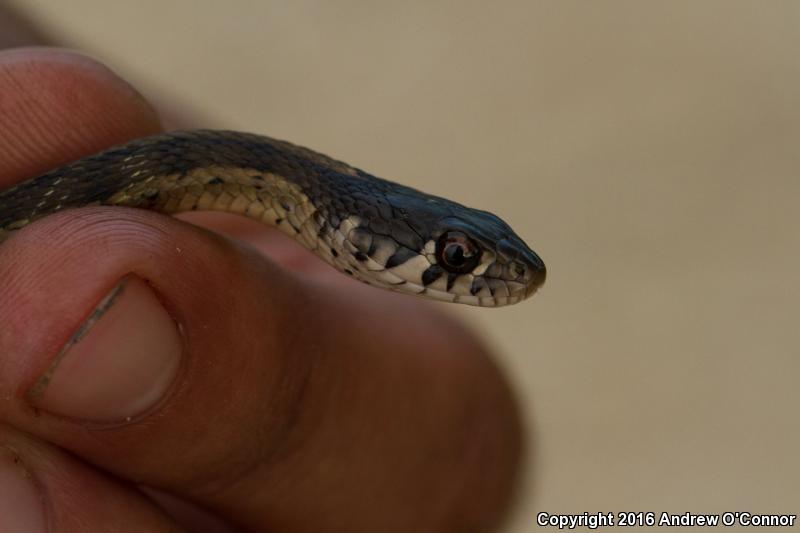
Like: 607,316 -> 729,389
420,212 -> 547,306
342,188 -> 546,307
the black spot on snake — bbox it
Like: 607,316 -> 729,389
422,265 -> 444,286
207,177 -> 224,185
446,273 -> 458,292
470,278 -> 484,296
366,238 -> 379,257
385,246 -> 417,269
349,227 -> 372,254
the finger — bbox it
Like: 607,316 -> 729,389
0,46 -> 313,269
0,424 -> 184,532
0,46 -> 161,185
0,46 -> 235,530
0,206 -> 520,532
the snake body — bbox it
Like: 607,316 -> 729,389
0,130 -> 545,306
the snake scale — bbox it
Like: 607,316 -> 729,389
0,130 -> 545,307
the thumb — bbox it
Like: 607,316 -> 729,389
1,205 -> 519,532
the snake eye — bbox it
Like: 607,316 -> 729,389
436,231 -> 481,274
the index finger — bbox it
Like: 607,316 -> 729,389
0,47 -> 161,186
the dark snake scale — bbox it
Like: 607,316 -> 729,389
0,130 -> 545,306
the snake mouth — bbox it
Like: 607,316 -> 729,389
518,239 -> 546,298
525,263 -> 547,298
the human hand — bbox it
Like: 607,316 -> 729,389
0,48 -> 521,532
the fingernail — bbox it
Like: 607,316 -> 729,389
27,276 -> 182,422
0,447 -> 47,533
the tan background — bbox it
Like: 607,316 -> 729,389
9,1 -> 799,530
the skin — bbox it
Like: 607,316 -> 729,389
0,42 -> 523,533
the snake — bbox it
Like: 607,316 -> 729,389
0,130 -> 545,307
